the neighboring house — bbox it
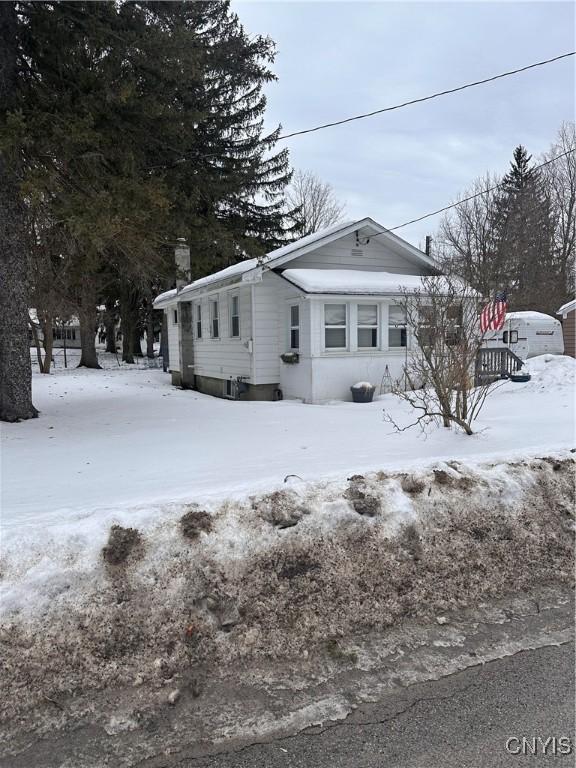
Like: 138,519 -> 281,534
557,299 -> 576,358
153,218 -> 440,403
28,309 -> 82,349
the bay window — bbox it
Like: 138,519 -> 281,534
324,304 -> 347,349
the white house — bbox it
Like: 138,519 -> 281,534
153,218 -> 440,403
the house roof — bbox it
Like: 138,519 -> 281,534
153,217 -> 438,307
557,299 -> 576,317
281,269 -> 434,295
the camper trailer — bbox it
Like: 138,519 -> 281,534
482,311 -> 564,360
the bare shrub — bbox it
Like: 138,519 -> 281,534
384,274 -> 502,435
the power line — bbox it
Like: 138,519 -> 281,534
367,148 -> 575,240
278,51 -> 576,140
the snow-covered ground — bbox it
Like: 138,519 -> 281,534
2,354 -> 574,537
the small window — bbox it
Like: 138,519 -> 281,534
195,303 -> 202,339
503,330 -> 518,344
173,309 -> 178,325
210,299 -> 219,338
230,295 -> 240,338
324,304 -> 347,349
357,304 -> 378,348
388,305 -> 407,348
290,305 -> 300,350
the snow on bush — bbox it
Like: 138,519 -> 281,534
0,455 -> 573,725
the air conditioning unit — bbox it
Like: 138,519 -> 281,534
224,376 -> 249,400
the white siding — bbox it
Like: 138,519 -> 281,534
166,305 -> 180,373
286,232 -> 429,275
190,285 -> 253,380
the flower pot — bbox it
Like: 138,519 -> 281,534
350,383 -> 375,403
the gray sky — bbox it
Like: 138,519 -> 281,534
234,0 -> 575,248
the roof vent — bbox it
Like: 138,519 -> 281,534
351,248 -> 363,259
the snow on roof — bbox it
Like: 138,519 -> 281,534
281,269 -> 435,295
506,311 -> 560,324
178,257 -> 259,298
557,299 -> 576,316
153,288 -> 178,309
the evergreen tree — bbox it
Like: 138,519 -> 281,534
1,1 -> 295,386
495,146 -> 556,312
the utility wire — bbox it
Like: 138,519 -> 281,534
367,148 -> 575,239
278,51 -> 576,140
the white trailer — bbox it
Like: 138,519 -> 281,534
482,311 -> 564,360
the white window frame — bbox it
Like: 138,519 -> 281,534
195,302 -> 202,339
289,304 -> 300,350
323,303 -> 348,351
210,298 -> 219,339
230,294 -> 240,338
356,303 -> 379,350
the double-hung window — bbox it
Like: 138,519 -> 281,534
357,304 -> 378,348
290,305 -> 300,349
324,304 -> 347,349
195,303 -> 202,339
230,295 -> 240,338
210,299 -> 219,338
173,309 -> 178,325
388,305 -> 407,348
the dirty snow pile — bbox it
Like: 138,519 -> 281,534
0,456 -> 574,728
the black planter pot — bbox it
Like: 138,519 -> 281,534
350,384 -> 375,403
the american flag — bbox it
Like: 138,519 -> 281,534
480,290 -> 508,333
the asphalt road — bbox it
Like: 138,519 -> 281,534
172,643 -> 575,768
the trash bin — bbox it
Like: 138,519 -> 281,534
350,382 -> 375,403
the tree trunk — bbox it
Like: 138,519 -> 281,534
78,288 -> 100,368
30,321 -> 43,370
40,320 -> 54,374
146,312 -> 155,358
132,326 -> 143,357
104,302 -> 117,354
0,4 -> 38,421
120,289 -> 138,363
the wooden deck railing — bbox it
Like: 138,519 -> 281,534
475,347 -> 524,385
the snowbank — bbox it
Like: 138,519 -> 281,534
0,456 -> 573,730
